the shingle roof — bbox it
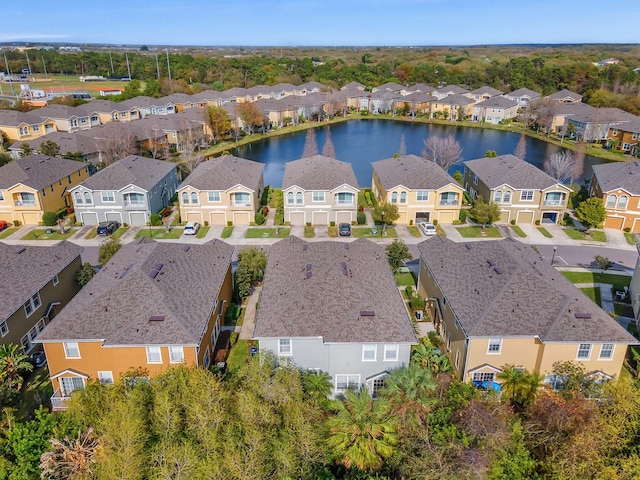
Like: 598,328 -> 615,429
0,241 -> 82,322
13,131 -> 98,156
0,154 -> 86,190
435,93 -> 474,106
434,85 -> 469,95
547,89 -> 582,101
473,96 -> 518,109
470,86 -> 504,97
33,104 -> 85,120
254,237 -> 417,343
178,155 -> 264,192
0,109 -> 49,126
282,155 -> 359,190
372,154 -> 459,190
505,87 -> 540,99
38,238 -> 233,346
417,237 -> 636,343
592,160 -> 640,195
78,155 -> 175,192
463,154 -> 561,190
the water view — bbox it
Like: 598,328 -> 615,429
232,119 -> 607,187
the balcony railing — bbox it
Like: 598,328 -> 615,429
543,200 -> 564,206
439,200 -> 459,206
14,200 -> 37,207
50,389 -> 71,411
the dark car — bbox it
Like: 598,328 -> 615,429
97,221 -> 119,236
0,220 -> 7,231
339,223 -> 351,236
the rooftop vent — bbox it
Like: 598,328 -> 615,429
341,262 -> 347,268
574,312 -> 592,319
493,267 -> 504,275
182,245 -> 190,252
487,259 -> 496,266
305,271 -> 312,280
154,263 -> 164,271
15,247 -> 26,254
465,243 -> 472,250
303,244 -> 308,251
344,243 -> 349,250
360,310 -> 375,316
306,263 -> 312,271
149,315 -> 165,322
149,270 -> 159,278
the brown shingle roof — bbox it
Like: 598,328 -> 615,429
463,154 -> 561,190
0,154 -> 86,190
372,154 -> 459,190
178,155 -> 264,192
254,237 -> 416,343
282,155 -> 358,190
417,237 -> 635,343
592,161 -> 640,195
38,238 -> 233,346
78,155 -> 176,191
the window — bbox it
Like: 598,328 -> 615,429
98,371 -> 114,385
577,343 -> 592,360
416,190 -> 429,201
74,192 -> 83,204
503,191 -> 511,203
101,192 -> 115,203
447,333 -> 452,352
208,191 -> 221,202
190,192 -> 198,204
618,195 -> 628,209
440,192 -> 458,206
203,347 -> 210,368
52,275 -> 59,286
623,143 -> 631,151
400,191 -> 407,203
336,192 -> 354,205
278,339 -> 292,356
391,191 -> 398,203
235,192 -> 251,206
455,349 -> 460,369
67,175 -> 72,184
612,129 -> 618,136
60,377 -> 84,397
24,293 -> 41,317
21,335 -> 31,352
0,191 -> 4,201
295,192 -> 303,205
287,192 -> 294,204
126,193 -> 145,206
487,338 -> 502,354
312,191 -> 325,202
473,174 -> 478,185
384,344 -> 399,361
606,194 -> 617,208
473,372 -> 495,382
169,346 -> 185,363
372,376 -> 386,398
182,192 -> 189,204
494,191 -> 502,203
599,343 -> 614,360
0,321 -> 8,337
17,192 -> 36,205
64,342 -> 80,359
632,133 -> 638,140
520,190 -> 534,201
362,345 -> 377,361
335,374 -> 360,392
146,346 -> 162,363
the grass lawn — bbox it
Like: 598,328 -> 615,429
227,340 -> 250,372
395,272 -> 416,286
510,225 -> 527,238
245,227 -> 290,238
614,303 -> 634,317
328,226 -> 338,237
580,287 -> 602,306
457,226 -> 502,238
16,366 -> 52,421
84,228 -> 98,239
562,228 -> 607,242
196,226 -> 210,239
304,225 -> 315,238
407,226 -> 422,237
134,228 -> 184,239
562,271 -> 632,287
352,226 -> 397,238
111,227 -> 128,240
221,226 -> 233,238
21,228 -> 76,240
589,230 -> 607,242
436,224 -> 447,237
537,227 -> 553,238
563,228 -> 586,240
625,232 -> 637,246
0,227 -> 18,240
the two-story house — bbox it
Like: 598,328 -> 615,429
282,155 -> 359,226
0,109 -> 56,142
371,154 -> 464,224
463,154 -> 572,224
0,154 -> 91,225
471,97 -> 519,124
591,161 -> 640,232
71,155 -> 178,226
253,237 -> 417,396
37,237 -> 234,410
417,237 -> 636,384
607,117 -> 640,156
0,241 -> 82,354
33,104 -> 93,133
178,155 -> 264,226
503,88 -> 541,109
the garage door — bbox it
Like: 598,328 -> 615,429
289,211 -> 305,226
396,211 -> 408,224
81,212 -> 99,225
22,212 -> 40,225
210,212 -> 226,226
129,212 -> 147,226
604,216 -> 624,230
313,211 -> 329,225
517,211 -> 534,224
336,211 -> 352,225
186,212 -> 202,223
438,211 -> 454,224
416,211 -> 430,222
499,211 -> 510,224
0,212 -> 14,223
106,212 -> 122,223
233,212 -> 250,225
633,219 -> 640,233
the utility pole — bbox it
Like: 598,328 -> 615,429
125,53 -> 131,80
41,56 -> 48,79
3,51 -> 15,96
25,52 -> 32,76
109,51 -> 115,75
155,54 -> 160,79
165,47 -> 172,82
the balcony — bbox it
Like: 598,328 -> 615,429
439,200 -> 459,207
50,389 -> 71,411
14,200 -> 37,207
543,200 -> 565,207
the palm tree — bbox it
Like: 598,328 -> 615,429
379,365 -> 436,427
40,428 -> 99,480
302,370 -> 332,404
0,344 -> 33,390
326,387 -> 397,473
496,364 -> 541,407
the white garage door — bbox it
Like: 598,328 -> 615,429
210,212 -> 226,226
81,212 -> 99,226
313,211 -> 329,225
106,212 -> 122,223
129,212 -> 147,226
186,212 -> 203,223
289,212 -> 305,226
233,212 -> 250,225
336,211 -> 352,225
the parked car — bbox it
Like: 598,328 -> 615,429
0,220 -> 7,231
97,221 -> 119,236
30,350 -> 47,368
184,221 -> 200,235
419,222 -> 437,236
339,223 -> 351,236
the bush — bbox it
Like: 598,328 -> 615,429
510,219 -> 516,225
409,219 -> 413,226
230,332 -> 238,345
69,213 -> 76,224
459,209 -> 468,222
406,285 -> 413,297
357,212 -> 366,225
410,296 -> 426,311
306,222 -> 312,227
227,221 -> 233,227
432,219 -> 438,226
624,227 -> 631,233
254,210 -> 265,225
13,220 -> 20,227
330,221 -> 336,227
55,207 -> 67,219
262,205 -> 269,216
42,211 -> 58,226
204,221 -> 209,227
452,219 -> 461,225
358,204 -> 364,212
535,219 -> 541,226
149,213 -> 162,226
463,191 -> 474,205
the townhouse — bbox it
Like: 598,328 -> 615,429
471,96 -> 519,124
33,104 -> 94,133
547,88 -> 583,104
590,161 -> 640,232
466,86 -> 504,102
0,110 -> 56,142
504,87 -> 541,108
431,94 -> 474,121
607,117 -> 640,155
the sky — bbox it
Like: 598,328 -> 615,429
2,0 -> 639,47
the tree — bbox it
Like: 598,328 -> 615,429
42,211 -> 58,226
514,131 -> 526,160
234,247 -> 267,299
302,370 -> 333,404
176,119 -> 207,175
0,344 -> 33,391
496,365 -> 541,407
485,149 -> 497,157
237,102 -> 264,135
39,140 -> 61,157
380,365 -> 436,428
206,106 -> 232,144
0,152 -> 11,167
421,134 -> 463,172
39,428 -> 99,480
301,127 -> 318,157
371,202 -> 399,231
76,263 -> 96,287
93,127 -> 138,166
594,255 -> 612,274
453,170 -> 463,185
326,388 -> 397,473
98,238 -> 121,265
574,197 -> 606,229
470,198 -> 501,230
385,239 -> 412,274
20,143 -> 33,157
543,150 -> 580,183
321,127 -> 336,158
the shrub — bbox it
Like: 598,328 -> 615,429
13,220 -> 20,227
452,219 -> 461,225
410,296 -> 426,311
227,221 -> 233,227
69,213 -> 76,224
409,219 -> 413,226
624,227 -> 631,233
357,212 -> 366,225
406,285 -> 413,297
254,210 -> 265,225
230,332 -> 238,345
535,219 -> 541,226
510,219 -> 516,225
358,204 -> 364,212
306,222 -> 312,227
42,211 -> 58,226
459,209 -> 468,222
463,191 -> 474,205
204,221 -> 209,227
149,213 -> 162,226
351,220 -> 357,226
330,221 -> 336,227
262,206 -> 269,216
432,219 -> 438,226
55,207 -> 67,219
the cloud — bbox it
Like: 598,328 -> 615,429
0,34 -> 73,41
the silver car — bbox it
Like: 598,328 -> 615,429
184,221 -> 200,235
419,222 -> 437,236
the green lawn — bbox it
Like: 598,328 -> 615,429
227,340 -> 250,372
245,227 -> 290,238
16,366 -> 53,421
563,228 -> 586,240
352,226 -> 397,238
395,272 -> 416,286
457,226 -> 502,238
21,228 -> 76,240
510,225 -> 527,238
221,226 -> 234,238
0,227 -> 18,240
562,228 -> 607,242
196,226 -> 210,239
407,226 -> 422,237
562,271 -> 632,287
328,226 -> 338,237
111,227 -> 128,240
537,227 -> 553,238
614,303 -> 634,317
580,287 -> 602,307
436,224 -> 447,237
625,232 -> 637,246
134,228 -> 184,239
304,225 -> 315,238
84,228 -> 98,239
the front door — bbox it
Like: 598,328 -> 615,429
60,377 -> 84,397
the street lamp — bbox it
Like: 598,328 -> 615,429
380,211 -> 384,237
551,246 -> 557,265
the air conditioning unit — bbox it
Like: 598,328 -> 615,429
16,201 -> 22,206
415,310 -> 423,320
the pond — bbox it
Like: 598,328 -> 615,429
232,119 -> 608,188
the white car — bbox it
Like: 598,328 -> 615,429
184,221 -> 200,235
419,222 -> 437,236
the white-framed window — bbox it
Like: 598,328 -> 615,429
278,338 -> 292,356
400,191 -> 407,203
336,192 -> 354,205
0,191 -> 4,201
362,344 -> 377,361
74,191 -> 83,204
383,344 -> 399,361
146,346 -> 162,364
494,191 -> 502,203
487,338 -> 502,354
169,346 -> 185,363
203,346 -> 210,368
632,132 -> 638,140
612,129 -> 618,136
473,174 -> 478,185
287,192 -> 294,204
416,190 -> 429,201
84,192 -> 92,204
52,275 -> 59,286
63,342 -> 80,359
101,191 -> 115,203
98,371 -> 114,385
295,192 -> 303,205
623,143 -> 631,151
24,293 -> 41,317
391,191 -> 398,203
599,343 -> 614,360
473,372 -> 495,382
0,320 -> 8,337
125,193 -> 145,206
208,191 -> 221,202
606,194 -> 617,208
37,318 -> 45,331
60,377 -> 85,397
520,190 -> 534,201
455,349 -> 460,369
503,191 -> 511,203
618,195 -> 628,209
312,191 -> 325,202
182,192 -> 189,204
335,374 -> 360,392
447,333 -> 452,352
577,343 -> 592,360
190,192 -> 198,204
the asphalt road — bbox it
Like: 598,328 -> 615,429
535,244 -> 638,272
